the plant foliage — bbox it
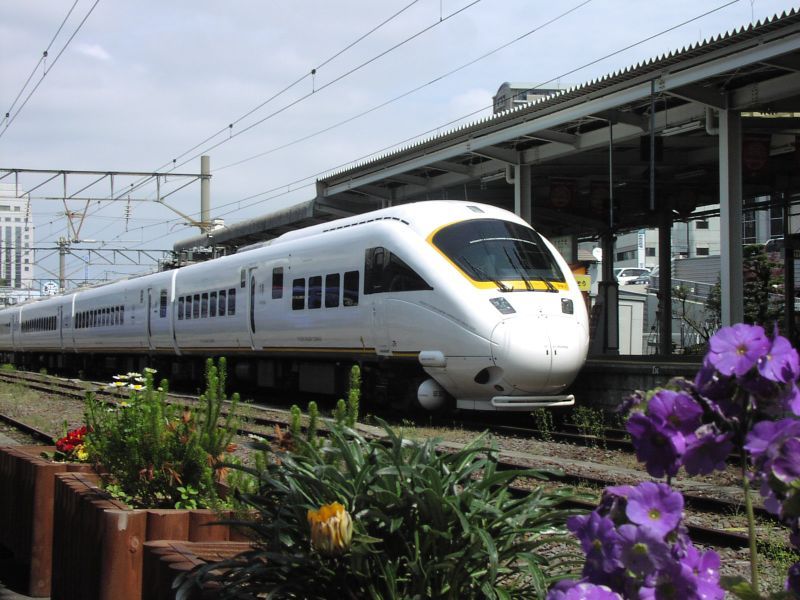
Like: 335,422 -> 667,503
178,420 -> 581,599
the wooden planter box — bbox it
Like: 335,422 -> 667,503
0,444 -> 93,597
143,540 -> 253,600
51,471 -> 249,600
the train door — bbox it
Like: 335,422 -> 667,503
58,305 -> 64,351
146,287 -> 154,350
366,247 -> 391,355
248,267 -> 258,350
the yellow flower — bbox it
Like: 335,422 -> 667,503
128,384 -> 144,391
74,445 -> 89,462
307,502 -> 353,556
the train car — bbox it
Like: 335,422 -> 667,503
0,201 -> 590,411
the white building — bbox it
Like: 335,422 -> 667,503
0,183 -> 35,294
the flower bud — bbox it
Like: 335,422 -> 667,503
307,502 -> 353,556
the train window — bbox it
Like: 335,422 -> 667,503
325,273 -> 340,308
178,297 -> 184,320
228,288 -> 236,315
272,267 -> 283,299
210,291 -> 217,317
121,306 -> 124,325
201,293 -> 209,318
343,271 -> 359,307
364,247 -> 432,294
432,218 -> 566,285
140,290 -> 144,303
308,276 -> 322,309
218,290 -> 226,316
193,294 -> 200,319
292,279 -> 305,310
160,290 -> 168,318
240,269 -> 246,289
185,297 -> 192,320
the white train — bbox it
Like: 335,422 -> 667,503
0,201 -> 589,411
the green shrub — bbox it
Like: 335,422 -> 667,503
179,420 -> 581,599
0,363 -> 15,372
85,360 -> 240,509
531,408 -> 554,442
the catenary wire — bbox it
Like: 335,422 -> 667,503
59,1 -> 741,269
66,0 -> 477,243
165,0 -> 484,173
2,0 -> 80,124
0,0 -> 102,140
126,0 -> 424,189
217,0 -> 594,172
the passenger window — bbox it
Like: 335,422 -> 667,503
292,279 -> 305,310
193,294 -> 200,319
218,290 -> 227,316
343,271 -> 359,307
120,306 -> 124,325
325,273 -> 340,308
159,290 -> 168,318
201,293 -> 209,318
240,269 -> 246,288
178,297 -> 184,320
210,291 -> 217,317
228,288 -> 236,315
185,297 -> 192,320
365,247 -> 432,294
308,276 -> 322,309
272,267 -> 283,299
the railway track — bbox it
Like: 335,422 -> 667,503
0,368 -> 780,551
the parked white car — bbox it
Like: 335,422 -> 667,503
614,267 -> 651,285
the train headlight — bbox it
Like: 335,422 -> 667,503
561,298 -> 574,314
489,297 -> 515,315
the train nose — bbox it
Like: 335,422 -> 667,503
490,316 -> 585,393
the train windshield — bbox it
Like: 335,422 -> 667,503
432,219 -> 565,287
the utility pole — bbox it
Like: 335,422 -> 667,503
200,155 -> 210,233
58,237 -> 67,292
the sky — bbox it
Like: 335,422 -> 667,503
0,0 -> 797,288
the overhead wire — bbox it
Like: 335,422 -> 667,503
57,1 -> 740,271
164,0 -> 484,173
2,0 -> 80,124
128,0 -> 424,184
0,0 -> 102,140
217,0 -> 595,172
69,0 -> 428,243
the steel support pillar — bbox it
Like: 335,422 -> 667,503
719,109 -> 744,326
658,209 -> 673,355
597,232 -> 619,355
514,164 -> 532,224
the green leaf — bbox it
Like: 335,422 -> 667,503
720,576 -> 763,600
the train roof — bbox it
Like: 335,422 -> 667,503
261,200 -> 527,246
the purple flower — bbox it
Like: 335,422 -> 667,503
624,482 -> 684,538
786,561 -> 800,595
682,425 -> 733,476
647,390 -> 703,435
745,419 -> 800,466
680,545 -> 724,599
780,383 -> 800,417
758,333 -> 800,384
618,391 -> 645,415
618,524 -> 671,577
772,437 -> 800,485
707,324 -> 770,378
568,512 -> 623,574
694,360 -> 734,405
546,580 -> 623,600
626,413 -> 685,479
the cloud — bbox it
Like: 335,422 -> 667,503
75,43 -> 112,62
